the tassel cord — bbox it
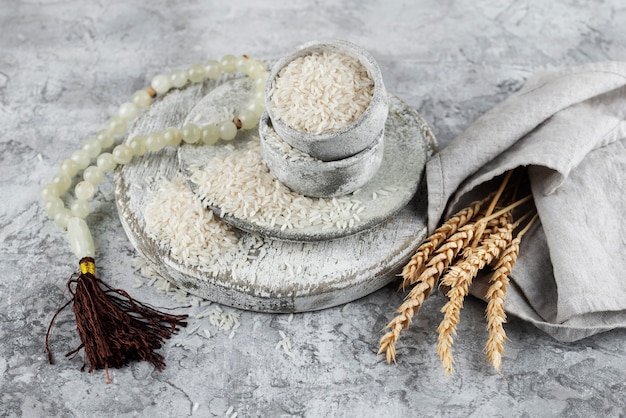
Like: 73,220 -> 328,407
45,258 -> 187,382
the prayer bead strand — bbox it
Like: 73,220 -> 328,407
40,55 -> 268,259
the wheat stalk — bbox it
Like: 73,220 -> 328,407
379,226 -> 475,363
484,237 -> 518,371
399,196 -> 490,289
379,169 -> 537,373
378,279 -> 433,364
437,225 -> 514,374
470,171 -> 513,248
484,213 -> 538,371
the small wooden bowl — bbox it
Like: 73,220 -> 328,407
265,40 -> 388,161
259,112 -> 384,197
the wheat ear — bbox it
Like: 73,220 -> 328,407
400,197 -> 488,289
484,237 -> 518,371
379,226 -> 475,363
437,225 -> 514,375
484,213 -> 538,371
378,279 -> 434,364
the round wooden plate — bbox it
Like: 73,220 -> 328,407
114,71 -> 437,312
177,78 -> 429,242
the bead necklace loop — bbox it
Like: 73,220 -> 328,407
41,55 -> 268,259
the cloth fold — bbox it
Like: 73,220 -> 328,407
426,62 -> 626,342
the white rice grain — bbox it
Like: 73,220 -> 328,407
190,137 -> 366,233
144,174 -> 240,270
270,51 -> 374,134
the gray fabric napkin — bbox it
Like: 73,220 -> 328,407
426,62 -> 626,342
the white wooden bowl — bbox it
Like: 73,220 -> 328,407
265,40 -> 388,161
259,112 -> 384,197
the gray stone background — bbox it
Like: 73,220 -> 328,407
1,0 -> 625,417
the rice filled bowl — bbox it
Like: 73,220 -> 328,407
259,112 -> 385,197
265,40 -> 389,161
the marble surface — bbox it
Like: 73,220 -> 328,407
1,1 -> 625,417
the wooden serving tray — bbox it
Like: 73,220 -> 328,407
114,72 -> 437,312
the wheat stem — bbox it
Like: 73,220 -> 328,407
471,171 -> 513,248
478,195 -> 533,227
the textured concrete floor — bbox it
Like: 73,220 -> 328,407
1,1 -> 625,417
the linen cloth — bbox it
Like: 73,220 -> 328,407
426,62 -> 626,342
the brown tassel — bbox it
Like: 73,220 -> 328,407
45,257 -> 188,383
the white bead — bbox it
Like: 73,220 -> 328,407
253,89 -> 265,102
182,123 -> 201,144
96,131 -> 115,149
67,217 -> 95,258
112,144 -> 133,164
128,135 -> 147,156
60,159 -> 80,177
246,60 -> 265,79
238,109 -> 259,130
44,197 -> 64,218
107,116 -> 127,135
70,199 -> 91,218
170,69 -> 188,88
118,102 -> 138,121
201,125 -> 220,145
83,166 -> 104,186
219,121 -> 237,141
145,132 -> 166,152
204,60 -> 221,79
253,72 -> 269,92
151,73 -> 171,95
52,173 -> 72,192
82,138 -> 102,159
71,149 -> 91,169
132,89 -> 152,108
97,153 -> 117,172
75,181 -> 95,201
219,55 -> 237,73
187,64 -> 205,83
53,208 -> 72,229
41,183 -> 62,201
236,56 -> 252,73
246,99 -> 265,117
163,127 -> 182,146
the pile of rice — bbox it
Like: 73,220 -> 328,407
190,137 -> 365,231
144,174 -> 240,268
270,51 -> 374,134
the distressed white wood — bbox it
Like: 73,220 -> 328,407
114,72 -> 437,312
